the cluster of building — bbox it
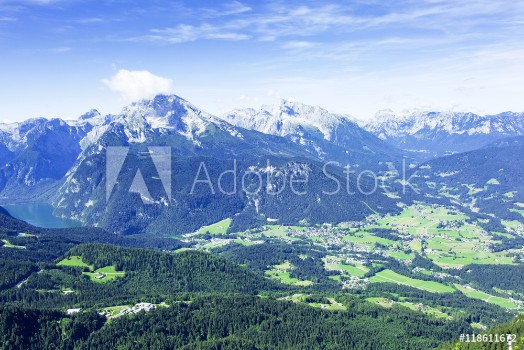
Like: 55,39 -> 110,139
100,302 -> 157,319
342,276 -> 369,289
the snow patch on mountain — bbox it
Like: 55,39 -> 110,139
222,100 -> 354,142
365,110 -> 524,138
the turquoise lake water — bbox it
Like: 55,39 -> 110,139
2,202 -> 81,228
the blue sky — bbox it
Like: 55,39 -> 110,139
1,0 -> 523,122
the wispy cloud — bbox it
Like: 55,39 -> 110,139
0,0 -> 66,6
75,17 -> 104,24
281,41 -> 318,50
201,1 -> 252,18
127,0 -> 524,47
0,0 -> 64,4
131,24 -> 251,44
48,46 -> 71,53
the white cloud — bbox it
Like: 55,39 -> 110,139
101,69 -> 174,102
201,1 -> 252,18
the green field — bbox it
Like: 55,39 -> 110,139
1,239 -> 25,249
57,256 -> 91,268
388,251 -> 414,260
367,297 -> 450,319
343,231 -> 396,247
102,305 -> 131,317
338,263 -> 368,277
280,294 -> 346,311
502,220 -> 523,230
83,265 -> 125,283
323,257 -> 369,278
370,269 -> 454,293
511,208 -> 524,218
58,256 -> 124,283
368,204 -> 522,268
308,298 -> 347,311
454,284 -> 518,309
196,218 -> 232,235
265,261 -> 313,286
260,225 -> 299,241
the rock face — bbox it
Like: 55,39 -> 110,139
0,118 -> 89,200
222,100 -> 402,166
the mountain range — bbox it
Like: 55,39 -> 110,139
363,110 -> 524,158
0,95 -> 523,234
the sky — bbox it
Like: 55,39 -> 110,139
1,0 -> 524,122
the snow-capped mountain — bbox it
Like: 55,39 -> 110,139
65,95 -> 241,148
45,95 -> 397,234
1,95 -> 309,204
8,94 -> 524,234
0,118 -> 90,199
222,100 -> 354,140
364,110 -> 524,157
222,100 -> 401,167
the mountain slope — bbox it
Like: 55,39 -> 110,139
50,95 -> 399,234
222,100 -> 403,169
0,118 -> 90,201
364,110 -> 524,158
411,136 -> 524,225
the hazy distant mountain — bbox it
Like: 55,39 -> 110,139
412,135 -> 524,223
363,110 -> 524,158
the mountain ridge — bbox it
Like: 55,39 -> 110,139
363,110 -> 524,157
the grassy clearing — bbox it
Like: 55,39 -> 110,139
343,231 -> 396,247
57,256 -> 90,268
281,294 -> 346,311
83,265 -> 125,283
367,297 -> 450,319
370,269 -> 454,293
454,284 -> 518,309
462,184 -> 485,195
265,270 -> 298,284
371,204 -> 519,268
265,261 -> 313,286
308,298 -> 347,311
58,256 -> 124,283
1,239 -> 25,249
323,257 -> 369,278
510,208 -> 524,218
260,226 -> 300,241
196,218 -> 231,235
102,305 -> 131,317
338,263 -> 368,277
388,251 -> 414,260
409,240 -> 422,252
502,220 -> 523,230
